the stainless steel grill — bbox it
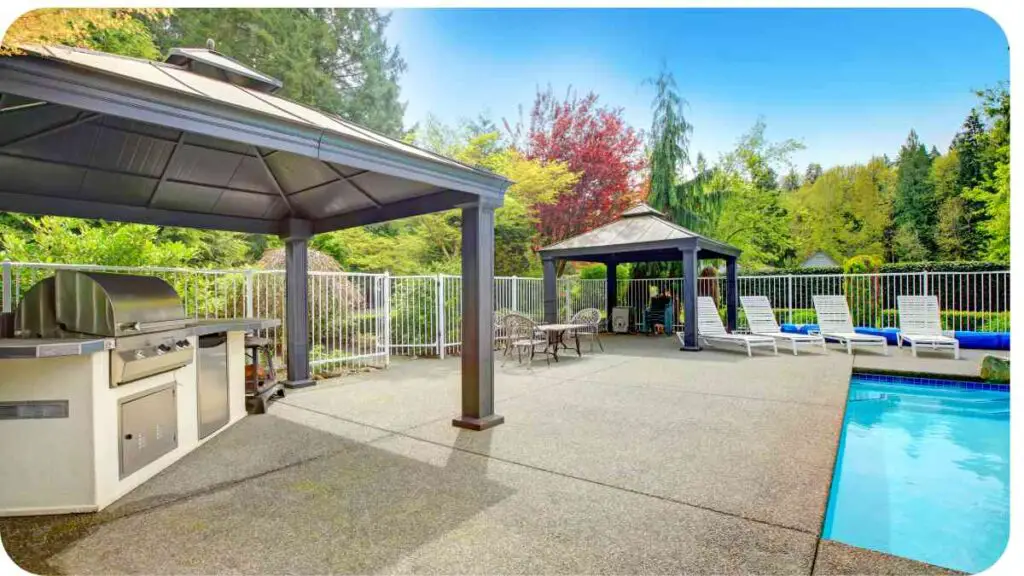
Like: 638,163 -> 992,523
14,270 -> 194,386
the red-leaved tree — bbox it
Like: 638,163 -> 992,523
511,88 -> 647,249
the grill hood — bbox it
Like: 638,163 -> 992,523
55,270 -> 186,337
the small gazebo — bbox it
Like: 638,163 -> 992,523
538,203 -> 741,350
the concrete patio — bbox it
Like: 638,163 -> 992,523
2,335 -> 979,574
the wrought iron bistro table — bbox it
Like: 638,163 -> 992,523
535,323 -> 588,361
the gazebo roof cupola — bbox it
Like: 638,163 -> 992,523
164,42 -> 283,94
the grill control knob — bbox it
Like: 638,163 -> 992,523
175,340 -> 190,349
134,350 -> 146,360
156,344 -> 171,355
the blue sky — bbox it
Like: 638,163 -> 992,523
386,8 -> 1008,171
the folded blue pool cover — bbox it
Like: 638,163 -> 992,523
778,324 -> 1009,350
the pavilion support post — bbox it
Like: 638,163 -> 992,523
452,203 -> 504,431
726,257 -> 739,332
280,219 -> 315,388
680,248 -> 700,351
542,258 -> 557,323
605,261 -> 617,332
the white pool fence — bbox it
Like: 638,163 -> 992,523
1,261 -> 1009,375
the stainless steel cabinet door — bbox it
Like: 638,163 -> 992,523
197,334 -> 229,439
120,385 -> 177,478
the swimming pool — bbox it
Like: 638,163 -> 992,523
823,374 -> 1009,574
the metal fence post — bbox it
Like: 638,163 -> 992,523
563,279 -> 571,322
786,274 -> 794,325
383,271 -> 391,368
922,270 -> 929,295
2,261 -> 11,313
244,270 -> 254,318
437,273 -> 446,359
511,275 -> 519,312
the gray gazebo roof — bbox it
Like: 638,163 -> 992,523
539,203 -> 740,262
0,44 -> 510,235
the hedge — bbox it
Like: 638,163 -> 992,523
742,261 -> 1009,277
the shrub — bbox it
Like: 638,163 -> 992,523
743,260 -> 1008,277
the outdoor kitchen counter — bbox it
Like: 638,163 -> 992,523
0,337 -> 112,359
189,318 -> 281,335
0,319 -> 279,359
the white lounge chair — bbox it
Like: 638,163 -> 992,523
897,295 -> 960,359
680,296 -> 777,356
812,295 -> 888,355
740,295 -> 827,355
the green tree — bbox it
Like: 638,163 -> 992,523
780,168 -> 801,191
151,8 -> 406,136
2,8 -> 167,58
929,149 -> 973,261
954,110 -> 986,189
892,225 -> 930,262
710,120 -> 802,268
644,69 -> 702,229
0,217 -> 196,267
892,129 -> 937,258
786,158 -> 894,262
966,85 -> 1010,261
804,163 -> 823,185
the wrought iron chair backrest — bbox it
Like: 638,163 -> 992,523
571,308 -> 601,332
505,312 -> 540,341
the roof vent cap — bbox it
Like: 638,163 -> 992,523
164,46 -> 282,93
621,203 -> 666,218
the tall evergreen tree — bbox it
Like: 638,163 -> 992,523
953,110 -> 986,188
644,69 -> 704,229
151,9 -> 406,136
892,130 -> 937,259
966,84 -> 1010,261
942,109 -> 989,257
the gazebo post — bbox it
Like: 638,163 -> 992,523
680,248 -> 700,350
453,202 -> 504,431
606,260 -> 617,332
542,257 -> 558,323
281,218 -> 314,388
726,256 -> 739,331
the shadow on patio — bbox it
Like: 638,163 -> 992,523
3,334 -> 966,574
1,416 -> 513,574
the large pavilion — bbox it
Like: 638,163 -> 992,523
0,44 -> 510,430
539,204 -> 742,349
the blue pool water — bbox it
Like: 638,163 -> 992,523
823,375 -> 1009,573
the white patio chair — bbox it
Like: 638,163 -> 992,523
897,295 -> 960,359
740,295 -> 827,355
502,313 -> 550,367
812,295 -> 888,355
680,296 -> 777,357
569,307 -> 604,352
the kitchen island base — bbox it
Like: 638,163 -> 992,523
0,331 -> 250,516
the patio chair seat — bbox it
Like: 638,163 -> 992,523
740,295 -> 827,355
897,295 -> 960,359
690,296 -> 778,357
812,295 -> 888,355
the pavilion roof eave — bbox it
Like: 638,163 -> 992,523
696,237 -> 742,259
539,238 -> 695,261
539,237 -> 740,263
0,51 -> 510,236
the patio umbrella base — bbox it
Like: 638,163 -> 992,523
283,378 -> 316,389
679,345 -> 703,352
452,414 -> 506,431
